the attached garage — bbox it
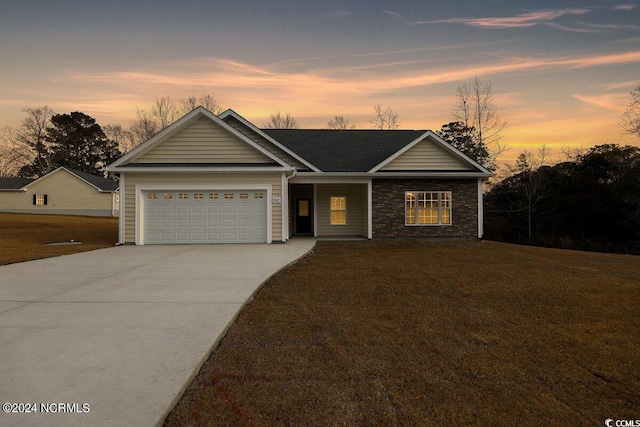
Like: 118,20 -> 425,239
143,189 -> 268,244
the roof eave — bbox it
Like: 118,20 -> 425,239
295,171 -> 492,178
108,166 -> 292,173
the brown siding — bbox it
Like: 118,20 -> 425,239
372,179 -> 478,239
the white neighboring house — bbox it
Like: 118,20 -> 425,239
0,167 -> 119,217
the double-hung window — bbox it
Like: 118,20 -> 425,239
330,196 -> 346,225
405,191 -> 451,225
33,194 -> 47,206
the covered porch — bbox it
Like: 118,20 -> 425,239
288,181 -> 371,239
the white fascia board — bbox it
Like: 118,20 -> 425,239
372,171 -> 492,178
424,131 -> 493,175
219,109 -> 322,173
108,108 -> 205,169
368,131 -> 493,175
107,107 -> 292,170
369,132 -> 430,173
290,175 -> 372,184
108,166 -> 290,173
293,171 -> 491,179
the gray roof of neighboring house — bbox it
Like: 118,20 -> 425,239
65,168 -> 119,191
261,129 -> 426,172
0,177 -> 35,190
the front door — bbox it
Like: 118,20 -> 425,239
295,198 -> 312,235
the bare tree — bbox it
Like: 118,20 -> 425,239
263,112 -> 299,129
179,95 -> 223,115
152,96 -> 178,128
104,124 -> 133,154
508,146 -> 554,242
369,103 -> 399,130
1,106 -> 56,177
128,108 -> 159,146
560,145 -> 586,163
621,84 -> 640,139
453,77 -> 508,166
327,116 -> 355,130
0,128 -> 30,177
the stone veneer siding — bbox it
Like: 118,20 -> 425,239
372,179 -> 479,239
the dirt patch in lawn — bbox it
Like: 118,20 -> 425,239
165,240 -> 640,426
0,213 -> 118,265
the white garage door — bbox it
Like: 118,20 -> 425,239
144,190 -> 267,244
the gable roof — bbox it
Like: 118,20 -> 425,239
0,177 -> 34,191
219,109 -> 321,172
370,130 -> 493,174
262,129 -> 426,172
24,167 -> 119,192
64,168 -> 119,191
108,107 -> 292,171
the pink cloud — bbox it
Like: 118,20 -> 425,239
411,9 -> 591,29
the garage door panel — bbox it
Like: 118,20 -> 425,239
191,233 -> 205,241
222,232 -> 236,242
144,190 -> 267,244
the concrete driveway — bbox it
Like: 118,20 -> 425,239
0,239 -> 315,427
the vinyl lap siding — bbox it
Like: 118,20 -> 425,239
0,170 -> 114,216
134,117 -> 274,164
122,172 -> 283,243
381,139 -> 474,171
316,184 -> 367,237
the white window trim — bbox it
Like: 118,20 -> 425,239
404,191 -> 452,226
330,196 -> 347,226
135,184 -> 273,245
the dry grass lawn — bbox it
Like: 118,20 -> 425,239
165,240 -> 640,426
0,213 -> 118,265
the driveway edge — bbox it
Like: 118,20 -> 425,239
155,240 -> 317,426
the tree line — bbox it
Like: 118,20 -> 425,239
484,144 -> 640,254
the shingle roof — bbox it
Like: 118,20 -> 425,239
261,129 -> 426,172
65,168 -> 119,191
0,177 -> 34,190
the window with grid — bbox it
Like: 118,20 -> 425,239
330,196 -> 346,225
405,191 -> 451,225
35,194 -> 47,205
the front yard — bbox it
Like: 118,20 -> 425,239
166,240 -> 640,426
0,213 -> 118,265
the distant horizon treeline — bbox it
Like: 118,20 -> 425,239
484,144 -> 640,255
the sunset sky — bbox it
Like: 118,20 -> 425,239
1,0 -> 639,163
